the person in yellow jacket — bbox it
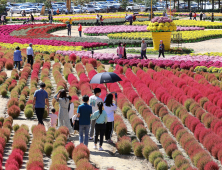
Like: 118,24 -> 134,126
69,18 -> 72,24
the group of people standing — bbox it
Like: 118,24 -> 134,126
96,14 -> 104,26
13,43 -> 34,71
66,20 -> 82,37
189,11 -> 208,21
116,43 -> 127,59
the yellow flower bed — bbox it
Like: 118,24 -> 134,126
130,20 -> 222,28
107,30 -> 222,41
0,43 -> 83,53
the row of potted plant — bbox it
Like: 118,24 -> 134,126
0,117 -> 13,169
133,67 -> 220,168
6,124 -> 29,170
26,125 -> 47,170
114,66 -> 195,169
50,126 -> 71,170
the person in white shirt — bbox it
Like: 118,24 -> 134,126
68,96 -> 74,127
89,88 -> 103,140
104,93 -> 117,143
26,43 -> 34,68
96,14 -> 100,25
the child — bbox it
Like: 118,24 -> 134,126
72,112 -> 79,134
49,108 -> 58,128
100,15 -> 104,26
117,43 -> 123,58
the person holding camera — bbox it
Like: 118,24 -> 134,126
104,93 -> 117,143
54,89 -> 74,134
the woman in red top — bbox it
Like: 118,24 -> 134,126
193,12 -> 197,21
78,23 -> 82,37
100,15 -> 104,26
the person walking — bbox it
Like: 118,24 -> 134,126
189,11 -> 192,20
90,102 -> 107,151
203,13 -> 206,21
104,93 -> 117,143
193,12 -> 197,20
200,12 -> 203,21
66,8 -> 69,15
158,40 -> 165,58
57,8 -> 59,15
123,43 -> 127,59
13,46 -> 22,71
67,23 -> 71,36
141,39 -> 147,59
211,13 -> 214,22
89,88 -> 103,140
68,96 -> 74,127
33,82 -> 49,125
78,23 -> 82,37
96,14 -> 100,25
30,13 -> 34,24
117,43 -> 123,58
1,15 -> 5,25
48,14 -> 53,23
69,17 -> 72,24
27,43 -> 34,68
100,15 -> 104,26
54,90 -> 74,134
77,95 -> 92,147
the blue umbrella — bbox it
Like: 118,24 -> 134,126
90,72 -> 122,84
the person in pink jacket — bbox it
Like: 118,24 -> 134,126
117,43 -> 123,58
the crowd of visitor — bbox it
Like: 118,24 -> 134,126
29,83 -> 118,150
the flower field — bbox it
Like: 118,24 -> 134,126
1,12 -> 222,169
108,30 -> 222,42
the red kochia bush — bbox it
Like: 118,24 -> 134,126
69,53 -> 77,62
204,161 -> 219,170
65,142 -> 75,158
7,105 -> 20,118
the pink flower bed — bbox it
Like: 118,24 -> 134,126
83,25 -> 204,34
0,25 -> 107,48
56,50 -> 141,60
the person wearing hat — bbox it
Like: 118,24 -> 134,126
33,82 -> 49,125
141,39 -> 147,59
158,40 -> 165,58
13,46 -> 22,71
27,43 -> 34,68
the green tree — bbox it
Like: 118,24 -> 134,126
44,0 -> 52,9
145,0 -> 157,7
0,0 -> 6,15
121,0 -> 128,10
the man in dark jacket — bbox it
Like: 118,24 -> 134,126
189,11 -> 192,20
200,12 -> 203,21
158,40 -> 165,58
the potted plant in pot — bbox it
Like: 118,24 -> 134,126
147,17 -> 177,51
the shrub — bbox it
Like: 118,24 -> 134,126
19,101 -> 25,111
149,151 -> 163,165
24,108 -> 34,119
76,162 -> 95,170
1,89 -> 7,97
155,127 -> 167,141
131,118 -> 144,132
204,161 -> 219,170
7,98 -> 19,108
154,157 -> 163,168
136,125 -> 147,141
8,105 -> 20,118
122,106 -> 131,118
166,143 -> 177,158
157,160 -> 168,170
13,124 -> 20,132
74,143 -> 90,157
12,139 -> 27,152
73,151 -> 89,164
133,142 -> 143,157
49,164 -> 71,170
65,142 -> 75,158
116,139 -> 132,155
142,143 -> 158,160
116,124 -> 127,137
44,143 -> 53,156
0,117 -> 4,124
172,150 -> 183,160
